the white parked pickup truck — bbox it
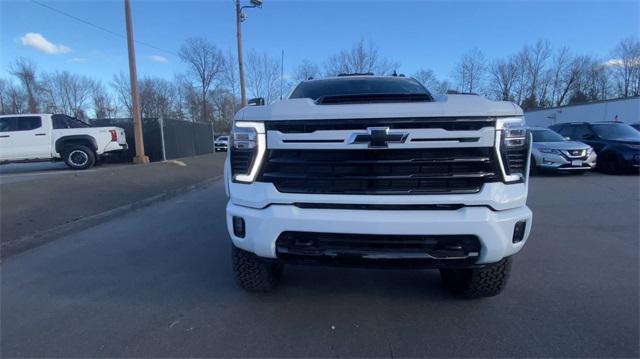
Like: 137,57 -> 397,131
0,114 -> 128,169
225,75 -> 533,298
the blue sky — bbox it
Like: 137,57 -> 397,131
1,0 -> 638,85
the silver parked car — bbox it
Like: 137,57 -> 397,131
530,127 -> 597,174
214,135 -> 229,152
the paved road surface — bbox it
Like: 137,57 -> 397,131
0,162 -> 127,184
1,174 -> 638,357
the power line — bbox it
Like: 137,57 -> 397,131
30,0 -> 178,57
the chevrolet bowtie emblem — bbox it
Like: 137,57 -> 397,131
349,127 -> 409,148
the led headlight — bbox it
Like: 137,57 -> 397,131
230,121 -> 266,183
539,147 -> 561,155
495,117 -> 531,183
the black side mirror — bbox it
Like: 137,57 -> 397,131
248,98 -> 265,106
583,134 -> 596,140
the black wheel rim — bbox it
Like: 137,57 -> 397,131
69,150 -> 88,166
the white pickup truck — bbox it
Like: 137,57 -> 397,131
0,114 -> 127,169
225,75 -> 533,298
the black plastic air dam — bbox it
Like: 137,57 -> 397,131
275,231 -> 481,268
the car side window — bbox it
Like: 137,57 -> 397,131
0,117 -> 18,132
554,125 -> 571,137
52,114 -> 68,129
17,116 -> 42,131
0,116 -> 41,132
572,125 -> 595,140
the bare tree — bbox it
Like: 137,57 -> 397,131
10,58 -> 39,113
0,79 -> 28,114
209,88 -> 236,134
522,40 -> 552,106
295,59 -> 320,82
0,78 -> 8,114
488,57 -> 520,101
413,69 -> 448,96
179,37 -> 224,122
220,50 -> 240,98
92,81 -> 118,119
610,37 -> 640,97
39,71 -> 94,119
548,47 -> 572,106
325,40 -> 399,76
138,77 -> 178,119
111,72 -> 132,116
413,69 -> 438,90
453,48 -> 486,93
555,55 -> 585,106
245,50 -> 281,104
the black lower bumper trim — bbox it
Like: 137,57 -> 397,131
275,231 -> 481,268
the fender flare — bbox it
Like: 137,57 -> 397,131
55,135 -> 98,155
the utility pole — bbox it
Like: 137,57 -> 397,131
235,0 -> 262,108
235,0 -> 247,107
124,0 -> 149,164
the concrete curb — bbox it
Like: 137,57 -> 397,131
1,175 -> 223,259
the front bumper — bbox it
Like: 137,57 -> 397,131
533,151 -> 596,171
226,202 -> 532,265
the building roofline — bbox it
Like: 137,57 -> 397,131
525,96 -> 640,113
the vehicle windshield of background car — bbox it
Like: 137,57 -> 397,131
532,129 -> 565,142
289,77 -> 433,101
592,124 -> 640,140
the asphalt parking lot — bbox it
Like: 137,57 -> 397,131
1,172 -> 638,357
0,161 -> 128,184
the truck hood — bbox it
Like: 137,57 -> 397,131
235,94 -> 522,121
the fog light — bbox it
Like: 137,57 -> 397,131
513,220 -> 526,243
232,216 -> 245,238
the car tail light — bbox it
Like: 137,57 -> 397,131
230,122 -> 266,183
495,117 -> 531,183
109,129 -> 117,142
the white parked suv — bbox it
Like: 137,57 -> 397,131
0,114 -> 127,169
225,75 -> 533,298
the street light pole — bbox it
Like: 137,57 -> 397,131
124,0 -> 149,164
235,0 -> 247,107
235,0 -> 262,108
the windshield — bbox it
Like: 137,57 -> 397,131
289,77 -> 431,101
532,129 -> 565,142
592,124 -> 640,140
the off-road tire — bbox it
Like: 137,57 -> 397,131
440,257 -> 512,299
232,246 -> 283,292
63,145 -> 96,170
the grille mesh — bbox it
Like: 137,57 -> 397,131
258,148 -> 499,194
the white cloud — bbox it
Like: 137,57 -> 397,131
68,57 -> 88,63
150,55 -> 169,64
20,32 -> 70,54
606,57 -> 640,67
